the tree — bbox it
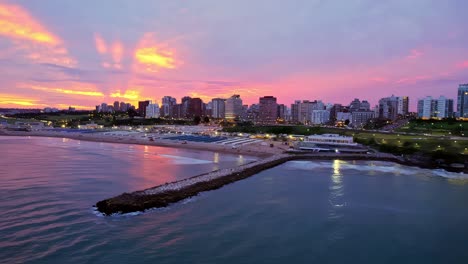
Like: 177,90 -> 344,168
193,116 -> 201,125
127,108 -> 138,119
203,116 -> 210,123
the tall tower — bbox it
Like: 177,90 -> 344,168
458,84 -> 468,119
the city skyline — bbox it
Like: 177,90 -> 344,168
1,1 -> 468,110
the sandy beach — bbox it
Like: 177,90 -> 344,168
0,129 -> 290,157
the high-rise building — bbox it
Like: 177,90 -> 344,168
397,96 -> 409,115
277,104 -> 286,120
161,96 -> 176,117
291,100 -> 300,123
138,100 -> 151,117
113,101 -> 120,111
119,102 -> 128,112
457,84 -> 468,119
258,96 -> 278,124
311,110 -> 330,124
211,98 -> 226,119
181,96 -> 191,118
349,98 -> 370,112
436,96 -> 454,119
349,99 -> 361,112
351,111 -> 375,128
145,103 -> 160,118
188,98 -> 203,117
330,104 -> 343,122
378,95 -> 399,120
418,96 -> 454,119
225,95 -> 243,120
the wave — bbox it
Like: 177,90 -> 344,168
285,160 -> 468,179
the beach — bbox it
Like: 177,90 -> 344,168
0,129 -> 289,157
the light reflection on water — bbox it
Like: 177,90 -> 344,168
1,136 -> 468,263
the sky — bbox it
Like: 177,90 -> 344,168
0,0 -> 467,111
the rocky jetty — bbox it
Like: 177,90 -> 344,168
96,152 -> 466,215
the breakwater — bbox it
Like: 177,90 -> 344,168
96,152 -> 465,215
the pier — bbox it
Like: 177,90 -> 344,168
96,152 -> 453,215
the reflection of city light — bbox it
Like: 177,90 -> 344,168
332,159 -> 342,184
144,145 -> 149,153
213,152 -> 219,163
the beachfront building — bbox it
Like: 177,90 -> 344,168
225,95 -> 243,120
161,96 -> 176,117
188,98 -> 203,118
258,96 -> 278,124
458,84 -> 468,119
211,98 -> 225,119
146,103 -> 160,118
277,104 -> 286,121
138,100 -> 151,117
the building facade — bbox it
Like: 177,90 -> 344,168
138,100 -> 151,117
211,98 -> 225,119
145,103 -> 160,118
225,95 -> 243,120
417,96 -> 453,119
458,84 -> 468,119
258,96 -> 278,124
311,110 -> 330,125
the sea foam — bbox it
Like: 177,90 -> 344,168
285,160 -> 468,179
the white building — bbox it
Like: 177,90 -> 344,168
311,110 -> 330,124
146,103 -> 160,118
417,96 -> 453,119
225,95 -> 243,120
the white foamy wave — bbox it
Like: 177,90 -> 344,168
159,154 -> 213,165
285,160 -> 468,179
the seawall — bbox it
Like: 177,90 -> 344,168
96,153 -> 464,215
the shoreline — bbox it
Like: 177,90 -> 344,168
96,152 -> 467,215
0,130 -> 285,158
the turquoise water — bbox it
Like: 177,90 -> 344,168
1,136 -> 468,263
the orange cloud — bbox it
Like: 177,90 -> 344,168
19,84 -> 105,97
134,33 -> 179,72
56,103 -> 94,110
110,89 -> 140,100
0,93 -> 46,107
0,3 -> 75,66
0,3 -> 59,45
94,33 -> 107,54
135,47 -> 175,69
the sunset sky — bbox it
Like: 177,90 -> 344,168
0,0 -> 467,111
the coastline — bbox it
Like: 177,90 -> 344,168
0,130 -> 285,158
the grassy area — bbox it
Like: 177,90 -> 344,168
224,124 -> 468,163
397,119 -> 468,136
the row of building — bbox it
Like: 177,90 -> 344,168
93,83 -> 468,126
416,84 -> 468,119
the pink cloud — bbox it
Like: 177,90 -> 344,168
457,61 -> 468,68
406,49 -> 423,60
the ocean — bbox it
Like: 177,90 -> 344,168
1,136 -> 468,263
